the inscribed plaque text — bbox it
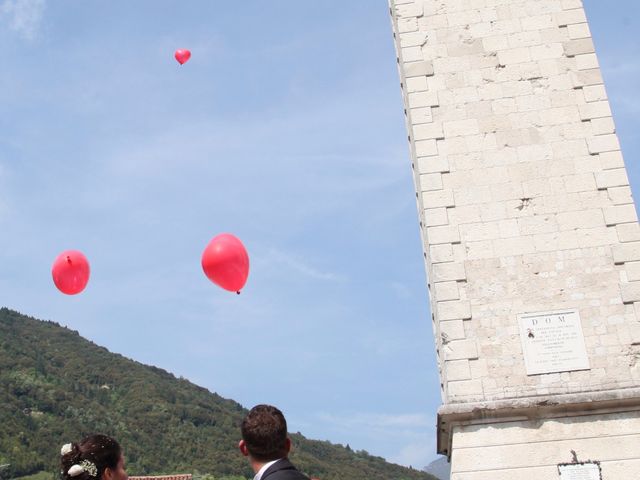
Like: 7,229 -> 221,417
518,310 -> 590,375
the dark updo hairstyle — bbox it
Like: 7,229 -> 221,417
60,434 -> 122,480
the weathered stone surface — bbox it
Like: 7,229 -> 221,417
438,300 -> 472,321
450,411 -> 640,477
446,359 -> 472,381
389,0 -> 640,474
563,38 -> 595,57
432,262 -> 466,283
621,282 -> 640,303
612,242 -> 640,264
604,205 -> 638,225
444,339 -> 478,361
596,168 -> 629,189
403,60 -> 434,78
440,319 -> 465,340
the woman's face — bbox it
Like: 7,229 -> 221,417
105,454 -> 128,480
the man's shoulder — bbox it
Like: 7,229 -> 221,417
264,471 -> 310,480
262,458 -> 311,480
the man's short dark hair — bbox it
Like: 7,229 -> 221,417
241,404 -> 288,462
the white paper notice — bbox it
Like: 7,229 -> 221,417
558,463 -> 601,479
518,309 -> 590,375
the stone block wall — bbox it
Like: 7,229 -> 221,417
450,411 -> 640,479
389,0 -> 640,404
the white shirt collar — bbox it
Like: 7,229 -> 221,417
253,459 -> 282,480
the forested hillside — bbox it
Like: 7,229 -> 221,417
0,308 -> 435,480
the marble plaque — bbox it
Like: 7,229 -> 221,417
558,462 -> 601,479
518,309 -> 590,375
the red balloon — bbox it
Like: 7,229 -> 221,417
201,234 -> 249,293
52,250 -> 90,295
174,49 -> 191,65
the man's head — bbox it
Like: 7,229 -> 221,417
239,404 -> 291,463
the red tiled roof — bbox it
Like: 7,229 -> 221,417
129,475 -> 192,480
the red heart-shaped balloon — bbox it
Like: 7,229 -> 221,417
174,49 -> 191,65
201,234 -> 249,293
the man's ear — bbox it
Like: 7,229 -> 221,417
239,439 -> 250,457
284,437 -> 291,454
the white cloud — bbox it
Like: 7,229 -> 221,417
261,248 -> 346,282
1,0 -> 45,40
306,411 -> 438,467
318,411 -> 433,430
388,437 -> 437,469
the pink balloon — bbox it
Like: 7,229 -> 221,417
52,250 -> 90,295
174,49 -> 191,65
201,234 -> 249,293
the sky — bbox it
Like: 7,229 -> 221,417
0,0 -> 638,470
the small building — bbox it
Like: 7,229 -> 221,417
129,475 -> 192,480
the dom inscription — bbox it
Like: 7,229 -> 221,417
518,310 -> 590,375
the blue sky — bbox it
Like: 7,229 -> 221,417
0,0 -> 638,470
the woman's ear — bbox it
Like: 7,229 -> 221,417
102,467 -> 113,480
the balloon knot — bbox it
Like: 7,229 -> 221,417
236,291 -> 241,295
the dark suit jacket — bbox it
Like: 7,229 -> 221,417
261,458 -> 311,480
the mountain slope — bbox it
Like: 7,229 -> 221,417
0,308 -> 435,480
423,457 -> 451,480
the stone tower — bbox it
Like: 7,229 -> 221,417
388,1 -> 640,478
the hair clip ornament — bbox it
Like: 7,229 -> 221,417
68,460 -> 98,477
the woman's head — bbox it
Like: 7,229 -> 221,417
60,434 -> 127,480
